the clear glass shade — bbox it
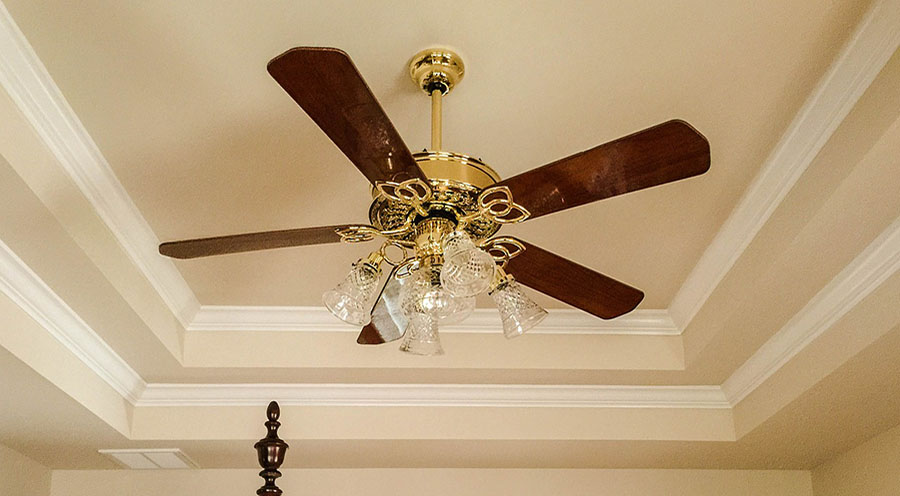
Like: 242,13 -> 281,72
322,227 -> 547,352
400,265 -> 473,322
440,230 -> 496,297
436,292 -> 475,325
490,278 -> 548,338
322,261 -> 381,326
399,313 -> 444,356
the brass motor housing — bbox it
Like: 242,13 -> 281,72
368,151 -> 502,245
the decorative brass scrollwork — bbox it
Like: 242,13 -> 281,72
480,236 -> 526,266
394,258 -> 420,279
334,225 -> 380,244
351,182 -> 526,248
477,186 -> 530,224
377,240 -> 409,266
374,178 -> 433,216
458,185 -> 530,227
334,220 -> 417,245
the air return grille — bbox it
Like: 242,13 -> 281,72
99,448 -> 198,469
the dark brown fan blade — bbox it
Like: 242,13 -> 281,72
357,265 -> 407,345
267,47 -> 426,185
503,238 -> 643,319
497,120 -> 710,220
159,224 -> 372,259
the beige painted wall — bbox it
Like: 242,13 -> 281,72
0,442 -> 51,496
50,468 -> 812,496
812,422 -> 900,496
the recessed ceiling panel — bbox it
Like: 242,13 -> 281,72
2,0 -> 871,308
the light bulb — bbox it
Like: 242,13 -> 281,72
440,230 -> 496,297
490,276 -> 548,338
399,313 -> 444,356
400,265 -> 470,321
323,260 -> 381,326
437,293 -> 475,325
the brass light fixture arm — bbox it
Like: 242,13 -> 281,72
376,239 -> 409,266
488,265 -> 517,293
334,218 -> 417,245
480,236 -> 526,267
394,257 -> 420,279
334,225 -> 382,244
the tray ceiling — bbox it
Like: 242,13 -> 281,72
2,0 -> 900,472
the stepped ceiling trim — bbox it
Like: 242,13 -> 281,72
188,306 -> 679,335
0,238 -> 144,403
723,217 -> 900,405
668,0 -> 900,329
2,214 -> 898,410
137,383 -> 730,409
0,1 -> 199,327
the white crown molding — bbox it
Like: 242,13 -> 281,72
188,306 -> 679,335
7,209 -> 899,412
4,213 -> 900,413
0,236 -> 714,410
0,238 -> 145,403
668,0 -> 900,329
137,383 -> 729,409
723,217 -> 900,405
0,233 -> 710,411
0,2 -> 199,327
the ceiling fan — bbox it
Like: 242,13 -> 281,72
159,47 -> 710,355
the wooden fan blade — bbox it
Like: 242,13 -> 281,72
267,47 -> 426,185
159,224 -> 372,259
497,120 -> 710,220
503,238 -> 643,319
357,266 -> 407,345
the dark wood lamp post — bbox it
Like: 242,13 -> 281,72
254,401 -> 289,495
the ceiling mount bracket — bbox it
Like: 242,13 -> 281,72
409,48 -> 465,96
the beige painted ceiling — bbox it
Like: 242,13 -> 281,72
3,0 -> 869,307
2,0 -> 900,474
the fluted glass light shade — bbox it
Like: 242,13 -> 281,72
399,313 -> 444,356
323,260 -> 381,326
440,230 -> 496,297
490,277 -> 548,339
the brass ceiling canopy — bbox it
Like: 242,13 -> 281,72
408,48 -> 465,95
158,45 -> 711,356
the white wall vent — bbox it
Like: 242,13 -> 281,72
99,448 -> 198,469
